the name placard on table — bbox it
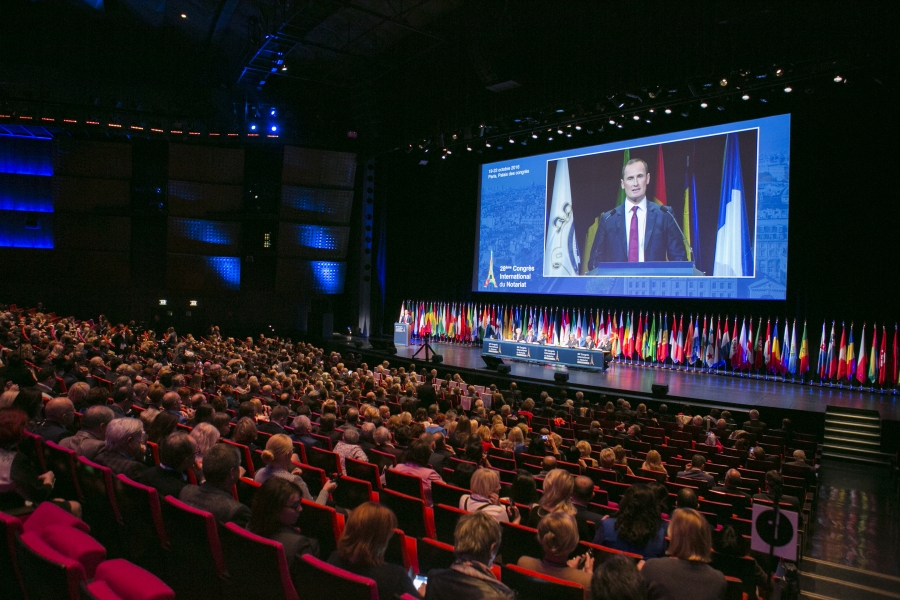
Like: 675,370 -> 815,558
483,339 -> 606,370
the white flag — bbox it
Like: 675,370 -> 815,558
544,159 -> 580,276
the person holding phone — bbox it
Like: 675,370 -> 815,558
458,468 -> 521,524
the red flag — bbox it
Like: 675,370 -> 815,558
683,315 -> 694,364
836,323 -> 847,379
635,313 -> 644,358
893,324 -> 899,386
879,325 -> 888,385
653,144 -> 667,205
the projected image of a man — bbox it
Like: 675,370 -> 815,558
587,158 -> 688,270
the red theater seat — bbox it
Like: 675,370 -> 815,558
85,559 -> 175,600
220,522 -> 299,600
16,531 -> 86,600
23,500 -> 91,535
502,564 -> 585,600
161,495 -> 226,599
37,524 -> 106,578
293,554 -> 379,600
114,474 -> 168,576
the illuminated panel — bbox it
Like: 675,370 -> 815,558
166,254 -> 241,291
277,223 -> 350,258
0,137 -> 53,176
0,173 -> 53,212
0,211 -> 53,248
310,261 -> 346,294
276,258 -> 346,294
167,217 -> 242,254
206,256 -> 241,289
280,186 -> 353,223
167,180 -> 243,216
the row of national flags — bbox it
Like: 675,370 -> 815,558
400,300 -> 900,387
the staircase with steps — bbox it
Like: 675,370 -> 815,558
822,406 -> 892,466
799,557 -> 900,600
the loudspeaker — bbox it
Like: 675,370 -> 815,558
497,364 -> 511,374
651,383 -> 669,397
481,355 -> 505,370
431,354 -> 443,364
554,371 -> 569,383
370,338 -> 397,354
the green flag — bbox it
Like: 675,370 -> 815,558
616,149 -> 631,206
648,314 -> 658,362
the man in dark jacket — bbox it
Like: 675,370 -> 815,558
179,443 -> 251,527
136,432 -> 196,499
675,454 -> 716,487
572,476 -> 606,541
32,397 -> 74,443
424,512 -> 514,600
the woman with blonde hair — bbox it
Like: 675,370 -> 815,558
641,450 -> 667,474
189,422 -> 220,482
613,445 -> 635,477
459,468 -> 520,524
505,426 -> 526,455
254,434 -> 334,505
525,468 -> 576,527
575,441 -> 598,469
517,512 -> 593,599
640,508 -> 727,600
327,502 -> 422,598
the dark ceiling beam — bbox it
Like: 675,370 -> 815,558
342,0 -> 444,47
208,0 -> 242,45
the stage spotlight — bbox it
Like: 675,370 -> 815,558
833,75 -> 843,82
609,118 -> 616,125
485,141 -> 491,147
271,125 -> 277,132
700,102 -> 708,108
616,124 -> 623,128
719,78 -> 728,86
446,149 -> 452,154
664,108 -> 672,114
158,299 -> 167,306
270,108 -> 276,116
531,132 -> 538,139
741,94 -> 750,100
180,13 -> 187,18
784,86 -> 792,93
250,124 -> 257,131
632,115 -> 639,120
575,125 -> 581,130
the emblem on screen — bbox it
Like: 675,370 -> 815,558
483,249 -> 498,288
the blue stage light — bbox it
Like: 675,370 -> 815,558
271,125 -> 278,132
250,124 -> 257,131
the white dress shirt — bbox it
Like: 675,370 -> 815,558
624,197 -> 648,262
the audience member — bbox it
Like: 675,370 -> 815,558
526,468 -> 576,527
425,511 -> 514,599
255,433 -> 334,505
517,512 -> 593,599
640,508 -> 726,600
390,439 -> 443,506
179,443 -> 251,526
328,502 -> 422,598
136,432 -> 196,498
59,404 -> 113,460
247,477 -> 319,574
94,417 -> 148,479
590,553 -> 648,600
32,397 -> 75,443
593,485 -> 666,559
676,454 -> 715,487
459,468 -> 519,523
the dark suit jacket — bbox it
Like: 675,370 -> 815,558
257,421 -> 286,436
136,466 -> 191,500
676,469 -> 716,487
178,482 -> 252,527
93,448 -> 149,480
588,201 -> 688,269
574,503 -> 606,541
710,484 -> 751,499
32,420 -> 72,444
753,491 -> 800,513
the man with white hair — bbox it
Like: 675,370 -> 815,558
784,449 -> 817,488
289,415 -> 321,453
93,417 -> 148,479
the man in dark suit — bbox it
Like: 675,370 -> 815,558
587,158 -> 688,270
753,470 -> 800,513
94,417 -> 149,480
742,409 -> 767,431
136,432 -> 196,500
783,450 -> 817,489
710,469 -> 752,499
32,397 -> 74,443
179,443 -> 251,527
258,405 -> 289,435
400,310 -> 413,324
676,454 -> 716,487
511,327 -> 526,342
524,328 -> 537,344
572,476 -> 606,541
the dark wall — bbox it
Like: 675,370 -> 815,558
379,79 -> 899,335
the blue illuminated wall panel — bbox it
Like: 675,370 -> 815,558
276,258 -> 346,295
0,173 -> 53,212
167,217 -> 242,254
167,180 -> 243,216
166,253 -> 241,291
0,136 -> 54,248
0,137 -> 53,176
280,186 -> 353,223
0,211 -> 54,248
277,223 -> 350,259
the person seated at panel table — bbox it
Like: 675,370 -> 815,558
581,335 -> 596,349
524,327 -> 538,344
536,332 -> 548,345
511,327 -> 525,342
565,333 -> 578,348
597,333 -> 612,353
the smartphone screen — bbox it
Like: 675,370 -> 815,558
413,575 -> 428,587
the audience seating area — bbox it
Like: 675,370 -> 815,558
0,304 -> 824,599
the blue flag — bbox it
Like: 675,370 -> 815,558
713,133 -> 753,277
683,149 -> 702,269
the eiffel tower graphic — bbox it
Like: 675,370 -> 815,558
483,249 -> 498,289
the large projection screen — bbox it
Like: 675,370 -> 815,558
472,114 -> 790,299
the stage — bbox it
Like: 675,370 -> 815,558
353,339 -> 900,423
